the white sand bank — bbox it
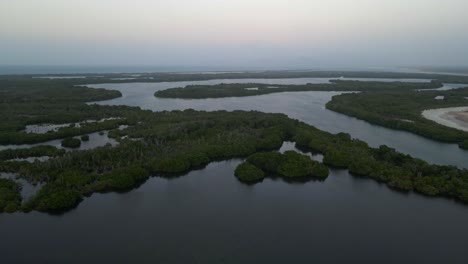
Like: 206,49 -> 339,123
422,106 -> 468,132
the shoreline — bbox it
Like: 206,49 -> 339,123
422,106 -> 468,132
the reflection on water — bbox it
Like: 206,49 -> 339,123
91,78 -> 468,169
2,78 -> 468,263
2,157 -> 468,263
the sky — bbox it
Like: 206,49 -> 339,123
1,0 -> 468,69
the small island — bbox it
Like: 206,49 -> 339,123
235,151 -> 329,183
154,80 -> 442,99
61,138 -> 81,148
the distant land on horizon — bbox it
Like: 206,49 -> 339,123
3,64 -> 467,75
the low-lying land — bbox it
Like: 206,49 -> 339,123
326,88 -> 468,149
9,70 -> 468,84
154,80 -> 442,98
2,76 -> 468,213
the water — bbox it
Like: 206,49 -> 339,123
0,131 -> 118,151
0,173 -> 42,201
2,156 -> 468,263
23,118 -> 122,134
418,83 -> 468,91
2,77 -> 468,264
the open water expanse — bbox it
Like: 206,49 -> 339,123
2,78 -> 468,263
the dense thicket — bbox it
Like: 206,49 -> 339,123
0,178 -> 22,213
154,80 -> 442,99
326,88 -> 468,149
0,78 -> 126,144
61,138 -> 81,148
235,150 -> 329,183
0,78 -> 121,103
0,146 -> 65,161
294,127 -> 468,200
234,162 -> 265,183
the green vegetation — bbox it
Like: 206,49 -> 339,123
0,77 -> 127,145
236,150 -> 329,183
326,88 -> 468,149
154,78 -> 468,150
2,74 -> 468,214
154,80 -> 442,99
61,138 -> 81,148
81,135 -> 90,141
0,178 -> 22,213
0,78 -> 121,103
0,145 -> 65,161
294,128 -> 468,196
234,162 -> 265,183
33,184 -> 82,212
461,140 -> 468,149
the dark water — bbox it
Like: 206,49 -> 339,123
2,78 -> 468,264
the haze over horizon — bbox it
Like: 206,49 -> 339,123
2,0 -> 468,69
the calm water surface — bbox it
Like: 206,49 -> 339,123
91,78 -> 468,168
2,78 -> 468,264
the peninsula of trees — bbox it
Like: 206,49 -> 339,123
326,88 -> 468,149
154,80 -> 442,99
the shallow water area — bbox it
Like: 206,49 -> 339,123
7,156 -> 50,162
23,118 -> 121,134
0,172 -> 42,201
0,131 -> 118,151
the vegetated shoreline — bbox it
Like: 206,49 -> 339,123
422,107 -> 468,132
3,108 -> 468,214
154,80 -> 443,99
325,88 -> 468,150
4,75 -> 468,214
151,80 -> 468,150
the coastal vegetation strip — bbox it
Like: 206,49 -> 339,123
154,80 -> 443,99
8,70 -> 468,84
0,146 -> 65,161
325,88 -> 468,149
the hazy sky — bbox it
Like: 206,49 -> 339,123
1,0 -> 468,69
